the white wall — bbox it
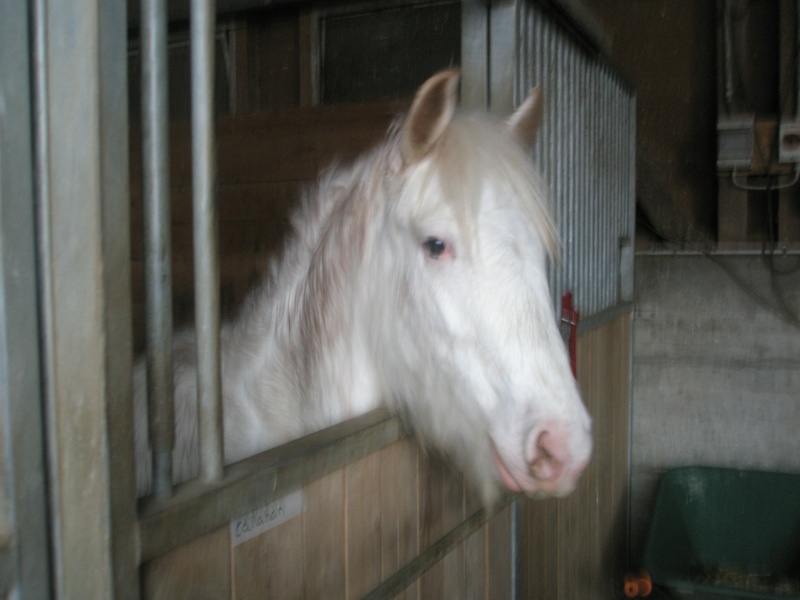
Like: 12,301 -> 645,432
630,254 -> 800,556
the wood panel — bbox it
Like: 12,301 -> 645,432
379,440 -> 419,600
142,528 -> 230,600
418,454 -> 465,600
142,434 -> 520,600
345,453 -> 383,598
518,312 -> 631,600
302,471 -> 346,600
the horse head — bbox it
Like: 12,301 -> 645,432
366,70 -> 592,503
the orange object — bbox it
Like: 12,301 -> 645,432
637,572 -> 652,597
623,574 -> 639,597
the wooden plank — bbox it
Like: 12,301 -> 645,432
233,19 -> 249,116
244,11 -> 299,110
441,468 -> 466,597
592,318 -> 620,598
518,499 -> 540,599
778,1 -> 800,244
303,470 -> 346,600
142,528 -> 230,600
583,326 -> 603,600
297,11 -> 315,107
610,315 -> 632,589
486,503 -> 512,599
138,409 -> 403,562
380,439 -> 419,600
129,103 -> 405,189
345,453 -> 383,599
717,177 -> 751,244
361,500 -> 512,600
419,455 -> 466,599
130,181 -> 302,227
463,525 -> 486,600
463,483 -> 486,598
232,512 -> 304,600
594,325 -> 614,599
130,219 -> 284,262
779,188 -> 800,244
418,454 -> 445,598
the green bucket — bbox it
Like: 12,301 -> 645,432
642,466 -> 800,599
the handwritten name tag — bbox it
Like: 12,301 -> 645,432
230,490 -> 304,546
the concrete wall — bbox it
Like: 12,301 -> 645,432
630,254 -> 800,557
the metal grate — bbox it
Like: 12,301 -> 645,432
519,2 -> 636,319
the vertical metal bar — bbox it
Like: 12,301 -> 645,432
37,0 -> 138,596
97,0 -> 140,592
192,0 -> 224,483
461,0 -> 489,109
488,0 -> 520,115
1,1 -> 51,596
142,0 -> 175,500
796,0 -> 800,116
518,3 -> 635,321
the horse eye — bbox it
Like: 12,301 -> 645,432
423,237 -> 447,259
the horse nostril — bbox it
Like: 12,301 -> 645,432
529,430 -> 564,482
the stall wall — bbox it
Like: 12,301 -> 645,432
143,437 -> 514,600
520,313 -> 631,600
143,310 -> 632,600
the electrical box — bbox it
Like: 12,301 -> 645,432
717,118 -> 754,169
779,121 -> 800,163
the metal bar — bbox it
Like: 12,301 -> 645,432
38,0 -> 138,596
488,0 -> 519,115
139,408 -> 402,561
97,0 -> 141,593
797,0 -> 800,116
142,0 -> 175,500
191,0 -> 224,483
521,1 -> 634,320
1,1 -> 51,596
461,0 -> 489,109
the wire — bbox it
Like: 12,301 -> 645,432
725,19 -> 800,327
730,167 -> 799,191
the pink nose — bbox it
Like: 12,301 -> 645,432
528,424 -> 589,486
529,430 -> 564,482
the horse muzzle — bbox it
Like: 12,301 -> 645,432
491,420 -> 592,498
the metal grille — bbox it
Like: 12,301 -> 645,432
519,3 -> 636,319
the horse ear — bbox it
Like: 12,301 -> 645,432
403,69 -> 460,163
507,87 -> 544,150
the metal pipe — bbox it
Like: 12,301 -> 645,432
141,0 -> 175,499
723,0 -> 735,112
796,0 -> 800,116
191,0 -> 224,483
637,248 -> 800,256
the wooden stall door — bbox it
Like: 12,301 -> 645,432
143,436 -> 516,600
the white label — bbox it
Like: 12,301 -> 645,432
230,490 -> 304,546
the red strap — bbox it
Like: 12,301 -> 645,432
561,292 -> 579,379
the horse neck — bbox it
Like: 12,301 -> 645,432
239,156 -> 386,419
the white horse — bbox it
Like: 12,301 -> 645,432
135,70 -> 592,505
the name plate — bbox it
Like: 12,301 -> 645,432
230,490 -> 304,546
